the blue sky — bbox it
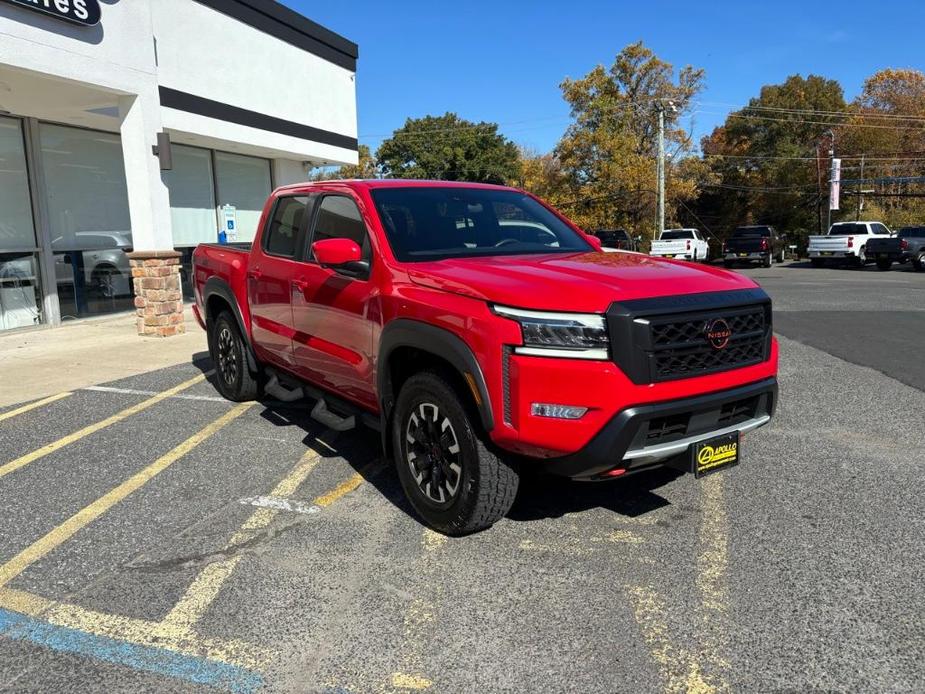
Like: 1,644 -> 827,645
285,0 -> 925,154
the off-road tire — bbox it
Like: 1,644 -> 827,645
876,258 -> 892,271
392,371 -> 519,536
209,311 -> 259,401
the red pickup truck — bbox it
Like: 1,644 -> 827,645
193,180 -> 778,534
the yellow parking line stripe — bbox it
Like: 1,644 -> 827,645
626,584 -> 715,694
0,401 -> 252,589
162,449 -> 324,632
0,587 -> 271,670
0,373 -> 207,480
0,392 -> 73,423
313,471 -> 365,508
390,528 -> 446,690
163,453 -> 374,633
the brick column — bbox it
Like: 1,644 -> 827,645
127,251 -> 185,337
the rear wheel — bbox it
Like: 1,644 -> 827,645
723,260 -> 734,269
810,258 -> 824,268
762,253 -> 772,268
209,311 -> 259,401
852,246 -> 867,268
393,372 -> 519,535
876,258 -> 892,271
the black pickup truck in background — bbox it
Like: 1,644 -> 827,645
866,226 -> 925,270
722,226 -> 786,268
593,228 -> 637,252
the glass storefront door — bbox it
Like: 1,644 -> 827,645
38,123 -> 134,319
0,116 -> 43,331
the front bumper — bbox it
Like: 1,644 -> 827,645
538,377 -> 778,479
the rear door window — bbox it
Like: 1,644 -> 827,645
264,196 -> 308,257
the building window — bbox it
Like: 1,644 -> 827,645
163,144 -> 216,247
38,123 -> 134,319
0,116 -> 43,331
214,151 -> 272,243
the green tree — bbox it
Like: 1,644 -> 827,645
837,69 -> 925,227
312,144 -> 377,180
554,41 -> 706,236
375,113 -> 519,184
696,74 -> 846,235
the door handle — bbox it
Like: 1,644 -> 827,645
292,278 -> 309,291
247,269 -> 262,280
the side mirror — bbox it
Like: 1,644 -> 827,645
312,237 -> 362,267
585,234 -> 603,252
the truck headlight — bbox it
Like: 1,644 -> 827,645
493,305 -> 609,360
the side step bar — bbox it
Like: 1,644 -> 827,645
311,399 -> 355,432
264,374 -> 304,402
263,369 -> 369,432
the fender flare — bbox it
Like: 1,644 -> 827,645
202,276 -> 259,373
378,319 -> 495,433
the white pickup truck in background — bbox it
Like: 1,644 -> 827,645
807,221 -> 891,267
649,228 -> 710,261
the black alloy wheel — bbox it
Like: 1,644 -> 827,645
209,312 -> 259,401
405,402 -> 463,506
393,371 -> 519,535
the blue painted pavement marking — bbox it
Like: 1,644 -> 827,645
0,607 -> 263,692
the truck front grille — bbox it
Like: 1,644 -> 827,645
650,307 -> 767,381
607,289 -> 772,384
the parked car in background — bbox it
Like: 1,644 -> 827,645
722,226 -> 787,268
649,228 -> 709,261
866,226 -> 925,271
52,231 -> 134,298
192,180 -> 778,534
593,229 -> 637,252
807,221 -> 891,267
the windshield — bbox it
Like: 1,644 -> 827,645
898,227 -> 925,238
660,230 -> 695,240
732,227 -> 771,238
828,223 -> 867,236
370,187 -> 591,261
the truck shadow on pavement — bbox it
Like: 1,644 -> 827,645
191,353 -> 684,530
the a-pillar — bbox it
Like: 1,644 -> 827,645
118,91 -> 183,336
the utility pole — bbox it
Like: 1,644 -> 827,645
825,129 -> 836,232
656,104 -> 665,237
654,101 -> 675,237
856,154 -> 865,220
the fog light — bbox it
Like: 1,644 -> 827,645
530,403 -> 588,419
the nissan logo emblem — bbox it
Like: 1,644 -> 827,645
705,318 -> 732,349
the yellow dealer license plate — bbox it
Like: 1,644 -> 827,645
664,254 -> 675,258
692,432 -> 740,477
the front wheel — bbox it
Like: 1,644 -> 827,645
914,252 -> 925,271
393,372 -> 519,535
209,312 -> 259,401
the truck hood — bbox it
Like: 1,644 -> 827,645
406,252 -> 758,312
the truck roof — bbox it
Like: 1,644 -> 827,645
274,179 -> 518,194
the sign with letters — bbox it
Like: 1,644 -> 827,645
0,0 -> 101,27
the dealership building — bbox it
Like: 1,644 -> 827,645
0,0 -> 358,334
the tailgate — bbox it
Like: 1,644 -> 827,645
651,241 -> 687,254
808,236 -> 849,252
726,238 -> 764,253
866,238 -> 898,253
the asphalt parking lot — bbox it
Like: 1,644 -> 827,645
1,260 -> 923,693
